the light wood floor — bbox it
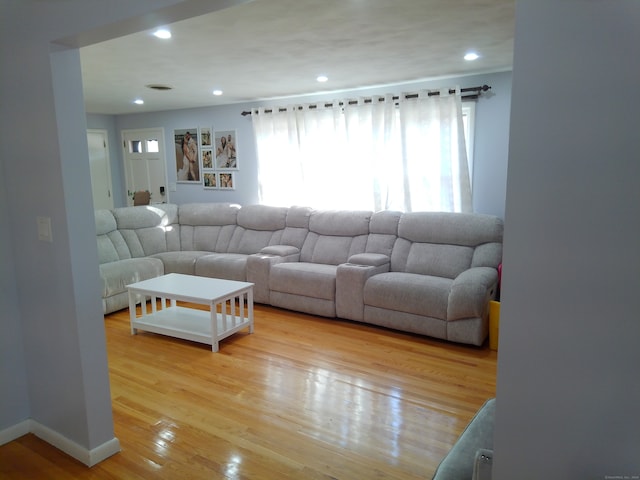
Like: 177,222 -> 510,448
1,303 -> 497,479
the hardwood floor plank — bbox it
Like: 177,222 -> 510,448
1,303 -> 496,479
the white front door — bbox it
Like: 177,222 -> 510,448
87,129 -> 114,210
121,128 -> 168,205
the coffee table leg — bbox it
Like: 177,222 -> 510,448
248,288 -> 254,334
211,304 -> 219,352
128,289 -> 138,335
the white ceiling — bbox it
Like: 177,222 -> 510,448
80,0 -> 515,115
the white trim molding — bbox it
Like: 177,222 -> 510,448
0,420 -> 30,446
0,419 -> 120,467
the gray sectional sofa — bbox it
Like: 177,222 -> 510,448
95,202 -> 503,346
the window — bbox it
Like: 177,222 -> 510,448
128,140 -> 142,153
462,103 -> 475,180
146,139 -> 159,153
252,92 -> 473,213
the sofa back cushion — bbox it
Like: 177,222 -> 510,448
95,209 -> 131,264
300,210 -> 372,265
366,210 -> 401,257
153,203 -> 180,251
227,204 -> 288,254
394,240 -> 474,278
280,206 -> 312,249
178,203 -> 240,252
391,212 -> 503,278
112,205 -> 171,258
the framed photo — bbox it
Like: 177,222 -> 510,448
203,172 -> 218,189
201,149 -> 213,169
215,130 -> 238,169
200,127 -> 212,147
218,172 -> 235,190
174,128 -> 200,182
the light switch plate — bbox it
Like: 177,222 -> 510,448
37,216 -> 53,242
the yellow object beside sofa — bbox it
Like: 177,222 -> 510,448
489,300 -> 500,350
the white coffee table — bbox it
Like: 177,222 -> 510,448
127,273 -> 254,352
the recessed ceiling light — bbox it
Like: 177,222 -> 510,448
317,75 -> 328,83
213,89 -> 223,96
153,28 -> 171,39
134,99 -> 144,105
464,52 -> 479,61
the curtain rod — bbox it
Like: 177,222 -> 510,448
241,84 -> 491,116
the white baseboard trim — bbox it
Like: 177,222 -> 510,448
0,419 -> 30,445
0,419 -> 120,467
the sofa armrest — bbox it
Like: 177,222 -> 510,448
448,267 -> 499,321
247,246 -> 301,304
347,252 -> 390,267
260,245 -> 300,256
336,258 -> 390,321
432,399 -> 495,480
472,449 -> 493,480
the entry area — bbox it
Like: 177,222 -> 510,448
121,128 -> 168,205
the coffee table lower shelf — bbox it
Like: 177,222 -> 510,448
131,306 -> 252,350
127,273 -> 254,352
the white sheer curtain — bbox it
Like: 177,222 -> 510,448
252,89 -> 471,212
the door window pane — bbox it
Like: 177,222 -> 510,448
129,140 -> 142,153
146,139 -> 159,153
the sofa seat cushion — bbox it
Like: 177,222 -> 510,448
195,253 -> 249,281
99,257 -> 164,298
151,251 -> 210,275
270,262 -> 338,300
364,272 -> 452,320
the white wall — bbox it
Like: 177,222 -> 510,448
0,143 -> 30,432
114,102 -> 259,206
111,71 -> 512,218
493,1 -> 640,478
469,71 -> 512,218
0,0 -> 248,463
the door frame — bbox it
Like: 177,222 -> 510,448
87,128 -> 114,210
121,127 -> 169,205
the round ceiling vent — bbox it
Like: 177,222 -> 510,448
146,84 -> 173,91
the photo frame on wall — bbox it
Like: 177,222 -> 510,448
215,130 -> 238,169
218,172 -> 235,190
200,127 -> 212,147
174,128 -> 200,182
202,149 -> 213,169
203,172 -> 218,189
